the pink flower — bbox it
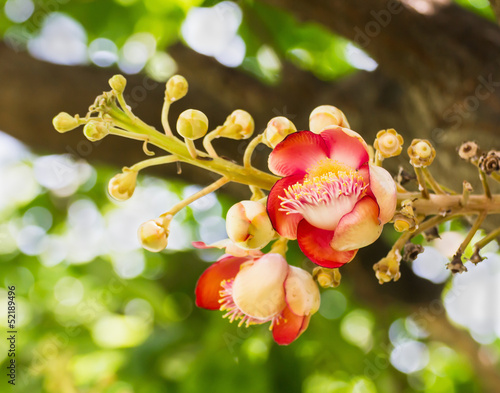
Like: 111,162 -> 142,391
267,127 -> 397,268
195,253 -> 320,345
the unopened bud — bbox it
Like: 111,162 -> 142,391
393,213 -> 417,232
176,109 -> 209,140
478,150 -> 500,175
166,75 -> 188,102
373,250 -> 401,284
83,121 -> 109,142
312,267 -> 341,288
226,201 -> 275,250
218,110 -> 254,140
109,74 -> 127,93
53,112 -> 79,133
458,141 -> 480,161
309,105 -> 350,134
138,218 -> 169,252
108,169 -> 138,201
374,129 -> 404,159
262,116 -> 297,148
407,139 -> 436,167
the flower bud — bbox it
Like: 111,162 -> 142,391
83,121 -> 109,142
108,169 -> 138,201
373,129 -> 404,159
458,141 -> 480,161
262,116 -> 297,148
393,213 -> 417,232
109,74 -> 127,93
312,267 -> 341,288
309,105 -> 350,134
407,139 -> 436,167
176,109 -> 209,140
166,75 -> 188,102
373,251 -> 401,284
478,150 -> 500,174
138,218 -> 169,252
53,112 -> 79,133
218,110 -> 254,140
226,201 -> 275,250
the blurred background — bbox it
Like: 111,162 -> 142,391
1,0 -> 500,392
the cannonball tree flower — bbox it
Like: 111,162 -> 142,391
195,253 -> 320,345
267,128 -> 397,268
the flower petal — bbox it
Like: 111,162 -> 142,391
368,164 -> 397,224
330,197 -> 382,252
268,131 -> 329,177
297,220 -> 357,268
284,266 -> 320,316
267,175 -> 305,239
195,256 -> 250,310
272,305 -> 311,345
320,127 -> 370,169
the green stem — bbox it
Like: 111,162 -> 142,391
130,155 -> 179,172
422,167 -> 446,195
457,211 -> 487,254
414,167 -> 430,199
243,134 -> 263,168
106,104 -> 280,190
161,176 -> 230,217
492,172 -> 500,183
474,226 -> 500,250
161,97 -> 173,136
203,129 -> 220,158
478,167 -> 492,199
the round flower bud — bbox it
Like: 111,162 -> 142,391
373,128 -> 404,159
309,105 -> 350,134
176,109 -> 209,140
478,150 -> 500,174
262,116 -> 297,148
108,169 -> 138,201
83,121 -> 109,142
138,218 -> 169,252
166,75 -> 188,103
373,251 -> 401,284
53,112 -> 79,133
226,201 -> 275,250
407,139 -> 436,167
218,110 -> 255,140
109,74 -> 127,93
458,141 -> 480,161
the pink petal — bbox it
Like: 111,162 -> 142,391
272,305 -> 311,345
268,131 -> 329,177
368,164 -> 397,224
267,175 -> 305,239
195,256 -> 250,310
330,197 -> 382,252
320,127 -> 370,169
297,220 -> 357,268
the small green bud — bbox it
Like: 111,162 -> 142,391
166,75 -> 188,102
176,109 -> 209,140
109,74 -> 127,93
53,112 -> 79,133
83,121 -> 109,142
218,110 -> 254,140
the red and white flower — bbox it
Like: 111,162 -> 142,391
195,253 -> 320,345
267,127 -> 397,268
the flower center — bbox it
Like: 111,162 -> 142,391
279,158 -> 367,231
219,279 -> 283,328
